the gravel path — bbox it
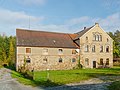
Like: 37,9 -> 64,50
46,76 -> 120,90
0,68 -> 120,90
0,68 -> 42,90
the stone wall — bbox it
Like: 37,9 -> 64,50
16,47 -> 79,71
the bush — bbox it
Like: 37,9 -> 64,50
113,62 -> 120,66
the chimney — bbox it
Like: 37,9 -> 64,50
95,23 -> 99,27
84,27 -> 86,30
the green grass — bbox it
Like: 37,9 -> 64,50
108,81 -> 120,90
11,67 -> 120,87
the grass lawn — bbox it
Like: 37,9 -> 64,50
11,67 -> 120,87
108,81 -> 120,90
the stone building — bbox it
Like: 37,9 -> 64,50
16,23 -> 113,71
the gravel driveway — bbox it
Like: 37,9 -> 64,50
0,68 -> 120,90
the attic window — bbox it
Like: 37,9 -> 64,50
26,48 -> 31,53
86,36 -> 88,40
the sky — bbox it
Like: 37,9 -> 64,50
0,0 -> 120,36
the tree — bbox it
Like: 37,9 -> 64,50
108,30 -> 120,58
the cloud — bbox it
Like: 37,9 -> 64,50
103,0 -> 120,11
93,13 -> 120,32
15,0 -> 46,6
67,16 -> 90,26
0,8 -> 44,35
0,8 -> 120,36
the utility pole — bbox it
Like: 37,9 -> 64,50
29,16 -> 30,29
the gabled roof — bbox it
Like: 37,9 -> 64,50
75,26 -> 94,39
16,29 -> 79,48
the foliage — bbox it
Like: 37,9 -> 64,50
12,67 -> 120,87
108,30 -> 120,58
0,35 -> 16,67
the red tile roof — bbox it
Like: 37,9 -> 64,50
16,29 -> 79,49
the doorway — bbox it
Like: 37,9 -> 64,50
93,61 -> 96,68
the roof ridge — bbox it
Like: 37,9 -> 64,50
16,28 -> 73,35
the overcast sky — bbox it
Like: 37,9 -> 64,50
0,0 -> 120,35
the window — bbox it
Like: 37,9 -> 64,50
43,57 -> 47,63
26,48 -> 31,53
86,36 -> 88,40
100,35 -> 102,41
58,49 -> 63,54
72,50 -> 78,54
93,34 -> 96,41
106,58 -> 109,65
43,49 -> 48,54
85,58 -> 89,65
106,46 -> 109,52
100,46 -> 103,52
92,45 -> 95,52
72,58 -> 76,62
26,57 -> 31,63
93,34 -> 102,41
85,45 -> 89,52
100,58 -> 103,65
59,57 -> 63,63
107,38 -> 109,42
96,35 -> 99,41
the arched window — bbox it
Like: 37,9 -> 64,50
106,46 -> 109,52
58,49 -> 63,54
100,35 -> 102,41
92,45 -> 95,52
93,34 -> 96,41
96,35 -> 99,41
